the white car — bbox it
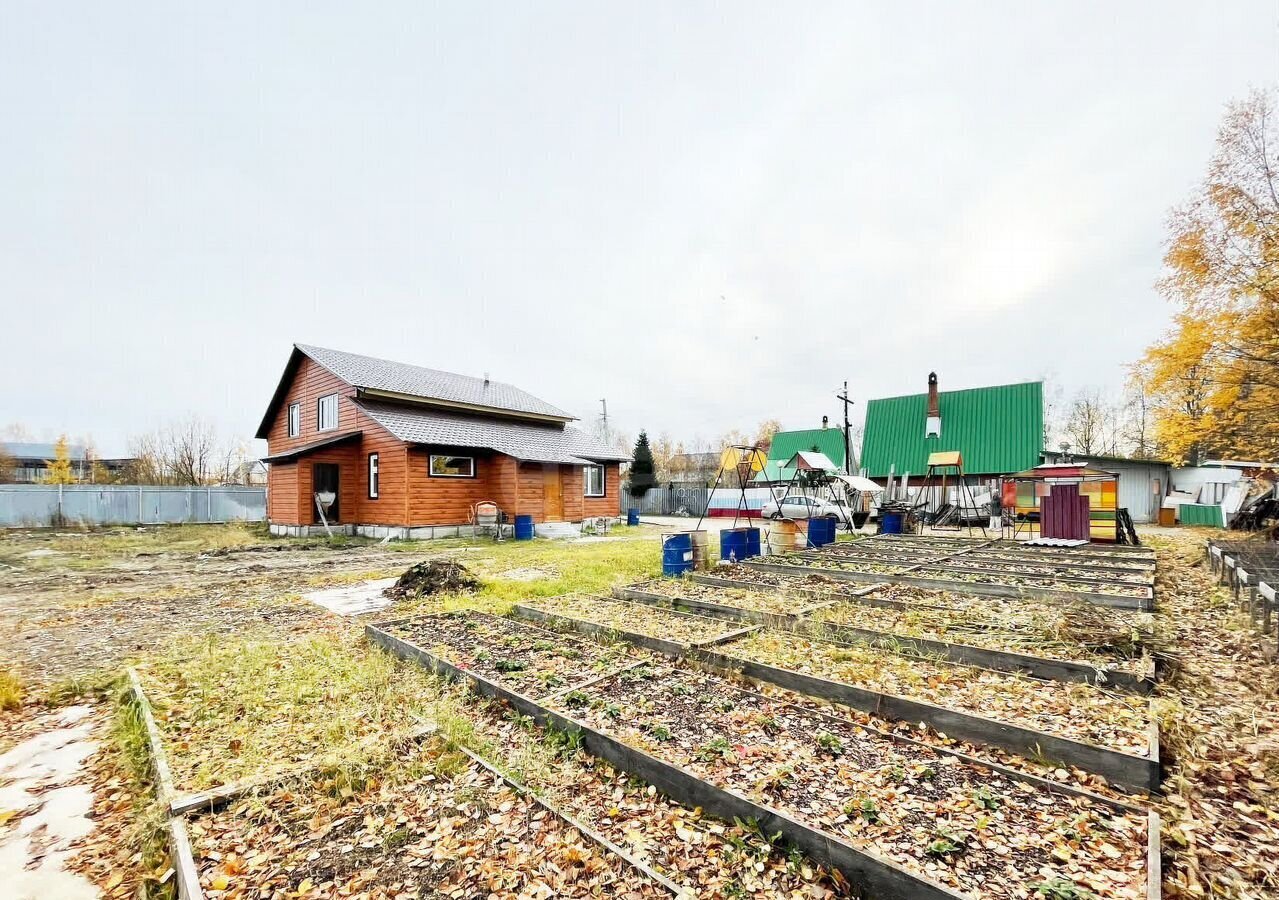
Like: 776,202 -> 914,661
762,495 -> 848,520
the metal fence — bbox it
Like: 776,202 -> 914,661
619,485 -> 710,517
0,484 -> 267,528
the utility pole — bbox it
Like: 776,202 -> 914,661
835,381 -> 854,475
599,399 -> 609,444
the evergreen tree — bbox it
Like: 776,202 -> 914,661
628,430 -> 656,496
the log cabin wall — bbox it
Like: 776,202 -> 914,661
352,408 -> 409,524
582,464 -> 621,518
267,462 -> 300,523
264,356 -> 357,455
404,445 -> 508,526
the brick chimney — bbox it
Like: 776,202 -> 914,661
925,372 -> 941,438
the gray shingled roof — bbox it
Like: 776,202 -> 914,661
298,344 -> 574,420
357,401 -> 628,465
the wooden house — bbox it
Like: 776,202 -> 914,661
256,345 -> 627,538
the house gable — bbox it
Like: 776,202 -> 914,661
860,381 -> 1043,477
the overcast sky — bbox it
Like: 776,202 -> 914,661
2,3 -> 1277,457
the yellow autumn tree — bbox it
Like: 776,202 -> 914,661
1141,89 -> 1279,464
42,434 -> 77,484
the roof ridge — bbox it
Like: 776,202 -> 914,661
867,379 -> 1041,404
296,343 -> 527,393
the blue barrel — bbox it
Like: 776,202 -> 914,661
743,526 -> 761,559
809,517 -> 836,547
880,512 -> 903,535
627,508 -> 640,526
720,528 -> 746,561
662,532 -> 694,576
514,514 -> 535,541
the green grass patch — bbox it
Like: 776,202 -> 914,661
0,668 -> 23,711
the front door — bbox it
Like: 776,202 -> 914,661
313,463 -> 340,523
543,466 -> 563,521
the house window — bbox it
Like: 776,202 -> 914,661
317,394 -> 338,432
583,464 -> 605,497
287,403 -> 301,438
430,455 -> 475,478
368,453 -> 379,499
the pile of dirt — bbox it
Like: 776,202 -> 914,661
383,559 -> 480,601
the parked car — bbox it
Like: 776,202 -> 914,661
762,495 -> 848,520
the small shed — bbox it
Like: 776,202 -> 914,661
1007,463 -> 1120,542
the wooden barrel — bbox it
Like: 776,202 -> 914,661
767,520 -> 801,554
689,530 -> 710,570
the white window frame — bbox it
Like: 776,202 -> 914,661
287,402 -> 301,438
368,453 -> 379,499
430,454 -> 475,478
583,463 -> 605,497
316,394 -> 339,432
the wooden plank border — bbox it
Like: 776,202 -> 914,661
743,560 -> 1154,611
126,669 -> 204,900
615,585 -> 1156,693
686,645 -> 1161,793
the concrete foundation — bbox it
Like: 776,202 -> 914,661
268,518 -> 621,541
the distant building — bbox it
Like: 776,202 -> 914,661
1040,450 -> 1172,524
754,426 -> 848,486
2,442 -> 132,484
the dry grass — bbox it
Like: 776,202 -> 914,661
0,668 -> 23,711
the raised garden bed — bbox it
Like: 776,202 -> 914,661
807,601 -> 1155,690
716,631 -> 1154,759
745,559 -> 1154,611
514,594 -> 747,653
908,567 -> 1153,599
627,578 -> 822,616
367,620 -> 1159,900
187,750 -> 671,898
384,610 -> 637,701
549,664 -> 1155,900
913,559 -> 1155,587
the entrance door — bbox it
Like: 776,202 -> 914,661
313,463 -> 340,523
543,466 -> 563,521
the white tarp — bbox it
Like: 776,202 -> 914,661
832,474 -> 884,493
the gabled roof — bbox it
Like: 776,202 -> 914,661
357,400 -> 628,466
766,428 -> 847,467
860,381 -> 1043,477
257,344 -> 576,438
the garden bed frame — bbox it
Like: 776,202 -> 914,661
613,585 -> 1156,693
744,559 -> 1155,611
366,618 -> 1161,900
538,599 -> 1161,792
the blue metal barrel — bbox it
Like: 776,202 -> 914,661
514,514 -> 535,540
808,517 -> 836,546
719,528 -> 745,561
880,512 -> 903,535
662,532 -> 694,576
627,508 -> 640,526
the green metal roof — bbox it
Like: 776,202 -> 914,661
860,381 -> 1043,477
752,429 -> 846,485
766,428 -> 846,466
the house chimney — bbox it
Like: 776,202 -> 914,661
925,372 -> 941,438
822,415 -> 829,429
483,371 -> 490,388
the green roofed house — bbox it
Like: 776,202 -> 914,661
860,374 -> 1043,482
754,425 -> 848,485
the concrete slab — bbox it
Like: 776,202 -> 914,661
303,577 -> 398,617
0,705 -> 100,900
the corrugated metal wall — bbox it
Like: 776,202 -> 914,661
0,485 -> 266,527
